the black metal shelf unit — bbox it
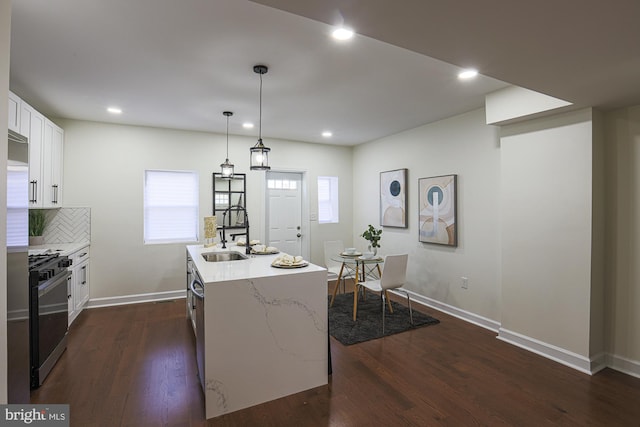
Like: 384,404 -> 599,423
212,173 -> 246,231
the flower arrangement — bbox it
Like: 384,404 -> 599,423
361,224 -> 382,249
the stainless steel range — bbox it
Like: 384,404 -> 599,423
28,252 -> 71,388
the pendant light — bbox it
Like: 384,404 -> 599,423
220,111 -> 234,179
250,64 -> 271,170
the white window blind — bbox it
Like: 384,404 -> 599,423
144,170 -> 199,244
318,176 -> 339,224
7,165 -> 29,248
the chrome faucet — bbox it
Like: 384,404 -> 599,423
220,205 -> 250,255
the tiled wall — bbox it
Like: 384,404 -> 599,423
43,207 -> 91,244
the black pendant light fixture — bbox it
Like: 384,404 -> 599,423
220,111 -> 234,179
250,64 -> 271,171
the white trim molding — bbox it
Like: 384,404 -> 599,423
86,289 -> 186,309
498,328 -> 599,375
393,289 -> 501,333
607,353 -> 640,379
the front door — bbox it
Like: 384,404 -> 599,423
266,171 -> 302,256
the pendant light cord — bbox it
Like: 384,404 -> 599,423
226,114 -> 230,159
258,72 -> 263,141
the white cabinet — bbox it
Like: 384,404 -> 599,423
20,102 -> 45,206
43,120 -> 64,207
13,93 -> 64,207
8,91 -> 21,133
68,246 -> 90,325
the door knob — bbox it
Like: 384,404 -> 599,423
297,233 -> 301,238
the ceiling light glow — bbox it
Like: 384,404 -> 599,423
322,131 -> 333,138
332,27 -> 354,41
107,107 -> 122,114
243,122 -> 254,129
458,69 -> 478,79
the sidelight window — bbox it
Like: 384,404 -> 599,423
318,176 -> 339,224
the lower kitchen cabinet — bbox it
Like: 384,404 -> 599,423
68,246 -> 91,325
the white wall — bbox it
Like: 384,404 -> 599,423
0,0 -> 11,404
352,109 -> 502,321
60,119 -> 353,300
499,109 -> 595,357
485,85 -> 573,125
604,105 -> 640,370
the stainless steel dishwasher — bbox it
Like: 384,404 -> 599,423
189,268 -> 205,392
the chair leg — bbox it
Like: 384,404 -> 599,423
403,290 -> 414,326
381,292 -> 386,334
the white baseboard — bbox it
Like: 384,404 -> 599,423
607,353 -> 640,379
391,289 -> 501,333
498,328 -> 603,375
393,289 -> 629,377
86,289 -> 186,309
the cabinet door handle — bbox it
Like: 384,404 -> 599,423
52,184 -> 58,204
81,265 -> 87,285
30,180 -> 38,203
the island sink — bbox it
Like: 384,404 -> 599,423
201,251 -> 248,262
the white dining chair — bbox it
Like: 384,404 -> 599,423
324,240 -> 355,296
353,254 -> 413,333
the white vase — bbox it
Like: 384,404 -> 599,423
29,235 -> 44,246
368,244 -> 377,256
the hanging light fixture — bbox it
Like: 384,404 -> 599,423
250,64 -> 271,170
220,111 -> 234,179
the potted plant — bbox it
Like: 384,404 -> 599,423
361,224 -> 382,255
29,209 -> 47,246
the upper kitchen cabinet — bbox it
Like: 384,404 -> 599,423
8,91 -> 21,133
18,95 -> 64,208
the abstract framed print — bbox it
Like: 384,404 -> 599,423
419,174 -> 457,246
380,168 -> 407,228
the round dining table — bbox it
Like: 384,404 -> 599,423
329,253 -> 384,308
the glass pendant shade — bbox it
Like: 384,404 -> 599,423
250,139 -> 270,170
221,111 -> 234,178
220,159 -> 234,178
250,65 -> 271,171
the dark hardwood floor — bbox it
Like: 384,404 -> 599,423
31,284 -> 640,426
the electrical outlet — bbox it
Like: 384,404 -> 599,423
461,277 -> 468,289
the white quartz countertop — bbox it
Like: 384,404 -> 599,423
187,244 -> 326,284
29,242 -> 90,256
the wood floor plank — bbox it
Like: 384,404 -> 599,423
30,294 -> 640,426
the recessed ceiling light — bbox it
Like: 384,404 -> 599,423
332,27 -> 354,41
458,69 -> 479,79
107,107 -> 122,114
322,131 -> 333,138
242,122 -> 254,129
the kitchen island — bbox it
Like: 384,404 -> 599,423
186,244 -> 328,420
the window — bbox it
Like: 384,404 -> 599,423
267,179 -> 298,190
318,176 -> 339,224
144,170 -> 199,244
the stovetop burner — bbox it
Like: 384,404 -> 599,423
28,252 -> 71,273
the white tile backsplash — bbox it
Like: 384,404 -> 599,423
43,207 -> 91,244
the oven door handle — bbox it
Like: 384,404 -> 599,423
38,271 -> 71,297
190,277 -> 204,300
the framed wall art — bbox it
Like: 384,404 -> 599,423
380,168 -> 407,228
418,174 -> 457,246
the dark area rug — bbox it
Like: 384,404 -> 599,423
329,292 -> 440,345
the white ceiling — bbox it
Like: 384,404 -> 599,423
10,0 -> 639,147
